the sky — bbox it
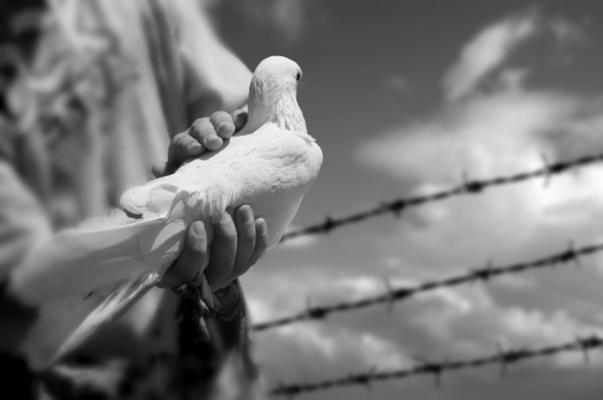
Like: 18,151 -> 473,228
211,1 -> 603,399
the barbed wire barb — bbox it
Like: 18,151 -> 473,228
280,152 -> 603,242
540,151 -> 553,187
382,277 -> 396,313
496,340 -> 512,377
577,335 -> 591,365
269,335 -> 603,396
567,240 -> 582,268
253,241 -> 603,332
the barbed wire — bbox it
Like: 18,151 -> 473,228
253,241 -> 603,331
281,153 -> 603,242
270,335 -> 603,396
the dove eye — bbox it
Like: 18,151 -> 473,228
295,72 -> 301,81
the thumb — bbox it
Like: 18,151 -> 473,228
232,109 -> 248,132
158,221 -> 213,290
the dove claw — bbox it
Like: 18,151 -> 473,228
175,273 -> 220,343
197,318 -> 211,342
198,274 -> 219,314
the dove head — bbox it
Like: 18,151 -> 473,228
253,56 -> 302,88
247,56 -> 307,134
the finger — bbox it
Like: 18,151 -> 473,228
165,132 -> 204,175
233,110 -> 248,132
159,221 -> 210,289
205,214 -> 237,290
248,218 -> 268,267
210,111 -> 235,139
189,117 -> 223,151
232,205 -> 256,276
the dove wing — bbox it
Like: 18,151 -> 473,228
22,273 -> 158,370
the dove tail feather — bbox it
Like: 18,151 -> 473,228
22,272 -> 159,370
10,209 -> 188,368
12,185 -> 224,368
12,213 -> 187,305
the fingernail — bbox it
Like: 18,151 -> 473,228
206,137 -> 223,150
219,213 -> 231,224
191,221 -> 205,236
189,221 -> 207,252
238,205 -> 251,221
218,123 -> 235,137
190,142 -> 204,154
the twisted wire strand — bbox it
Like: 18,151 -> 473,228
270,335 -> 603,396
281,153 -> 603,242
253,241 -> 602,331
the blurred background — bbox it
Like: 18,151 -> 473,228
4,0 -> 603,399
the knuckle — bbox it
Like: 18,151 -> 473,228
192,117 -> 209,128
210,111 -> 235,137
210,110 -> 229,123
256,219 -> 268,242
223,228 -> 237,243
238,219 -> 256,241
218,122 -> 235,137
172,134 -> 195,156
236,205 -> 253,225
217,216 -> 237,241
242,219 -> 256,237
222,119 -> 235,129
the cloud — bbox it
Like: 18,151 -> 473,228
443,11 -> 540,100
357,89 -> 603,244
252,317 -> 409,384
352,9 -> 603,377
405,283 -> 603,366
357,10 -> 603,239
268,324 -> 407,369
358,90 -> 603,244
359,90 -> 580,181
442,10 -> 585,100
245,271 -> 410,325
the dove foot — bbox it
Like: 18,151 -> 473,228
175,274 -> 219,344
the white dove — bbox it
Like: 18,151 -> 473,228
9,55 -> 323,370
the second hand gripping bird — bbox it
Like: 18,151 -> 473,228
10,56 -> 323,370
